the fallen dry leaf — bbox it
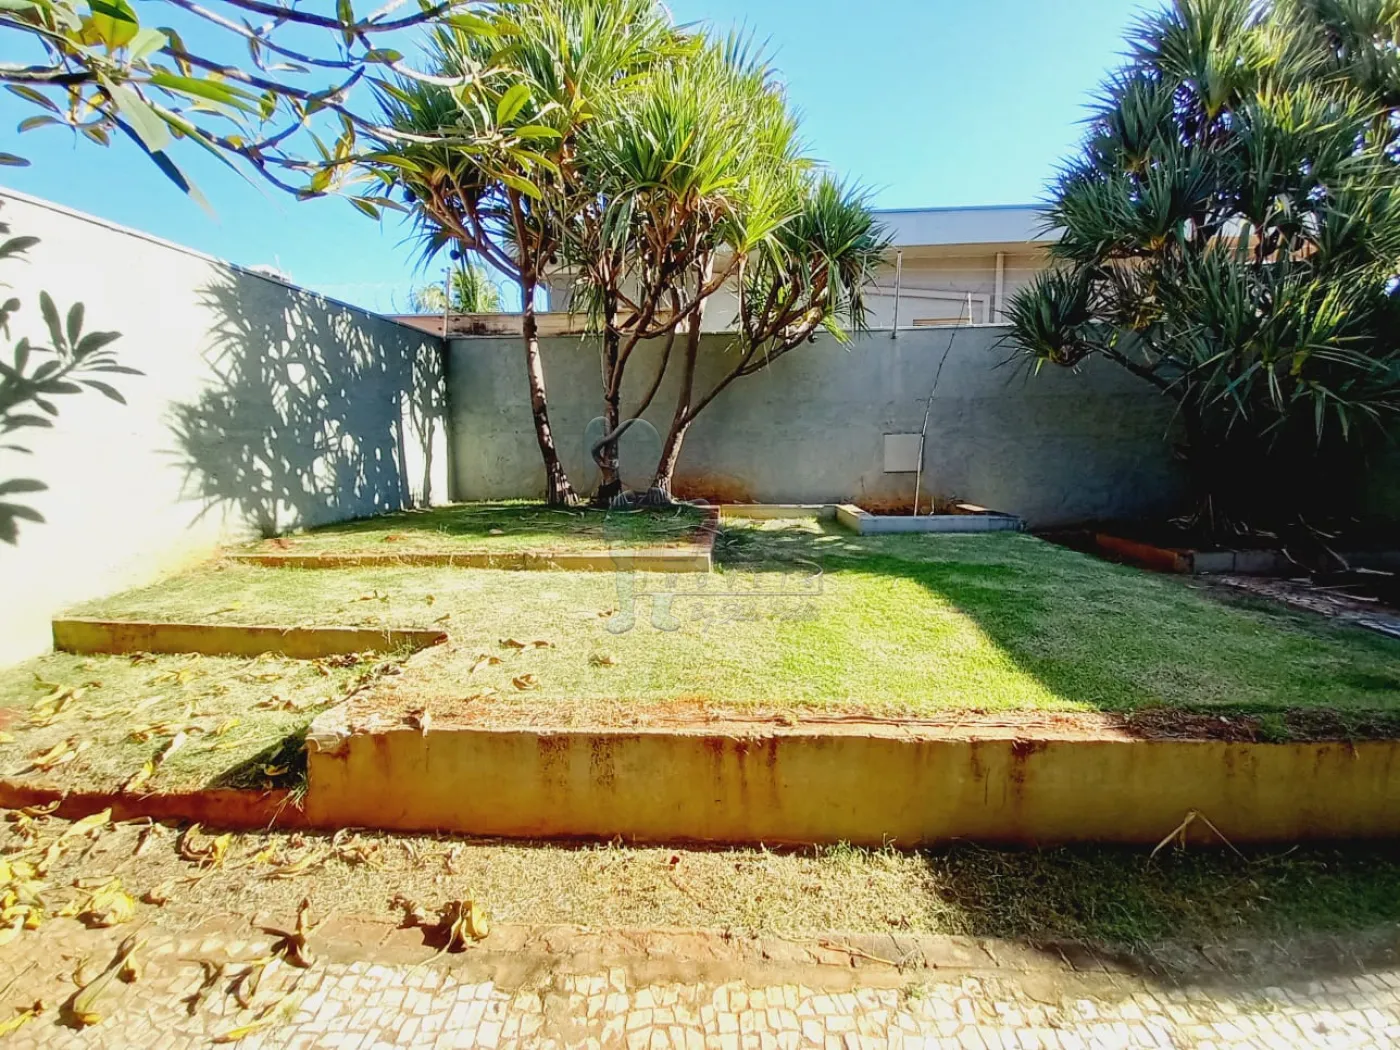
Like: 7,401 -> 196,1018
499,638 -> 527,650
178,824 -> 233,868
439,898 -> 490,951
0,1001 -> 43,1037
511,675 -> 540,691
68,935 -> 142,1027
212,987 -> 303,1043
589,653 -> 619,667
263,851 -> 326,881
258,897 -> 318,968
78,878 -> 137,928
468,654 -> 502,675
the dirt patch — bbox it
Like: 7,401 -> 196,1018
332,672 -> 1400,742
670,473 -> 757,504
7,808 -> 1400,967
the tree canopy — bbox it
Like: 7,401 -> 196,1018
1008,0 -> 1400,522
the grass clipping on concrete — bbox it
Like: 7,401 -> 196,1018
0,650 -> 403,793
73,518 -> 1400,727
7,808 -> 1400,959
241,502 -> 708,555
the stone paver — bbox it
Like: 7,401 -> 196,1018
0,923 -> 1396,1049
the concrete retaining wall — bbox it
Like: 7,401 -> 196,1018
0,190 -> 449,666
304,719 -> 1400,846
446,328 -> 1187,527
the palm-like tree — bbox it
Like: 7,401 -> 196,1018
1008,0 -> 1400,526
367,0 -> 682,505
563,38 -> 888,502
408,262 -> 503,313
561,38 -> 797,502
650,176 -> 889,498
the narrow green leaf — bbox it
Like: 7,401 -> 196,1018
495,83 -> 530,126
5,85 -> 60,113
348,197 -> 381,219
88,0 -> 140,49
127,26 -> 167,61
512,125 -> 561,141
107,83 -> 171,152
17,115 -> 60,133
146,72 -> 260,112
0,154 -> 30,167
498,172 -> 540,199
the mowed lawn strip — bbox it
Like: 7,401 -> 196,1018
240,501 -> 708,555
67,519 -> 1400,721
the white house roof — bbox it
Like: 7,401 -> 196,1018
875,204 -> 1055,249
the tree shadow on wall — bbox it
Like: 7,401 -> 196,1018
168,270 -> 446,538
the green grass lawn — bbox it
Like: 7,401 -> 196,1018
0,650 -> 398,792
241,501 -> 708,554
65,517 -> 1400,725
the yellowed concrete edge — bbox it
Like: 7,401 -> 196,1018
303,714 -> 1400,847
718,504 -> 839,521
835,505 -> 869,533
228,546 -> 711,573
52,618 -> 448,659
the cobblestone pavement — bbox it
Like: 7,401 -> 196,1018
2,919 -> 1398,1049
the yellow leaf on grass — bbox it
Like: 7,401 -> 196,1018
262,765 -> 288,778
61,808 -> 111,840
468,654 -> 502,675
122,761 -> 156,795
0,731 -> 14,744
264,852 -> 325,880
214,718 -> 241,737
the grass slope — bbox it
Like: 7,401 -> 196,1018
69,518 -> 1399,721
242,502 -> 707,554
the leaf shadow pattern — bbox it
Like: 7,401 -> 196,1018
0,202 -> 134,544
168,271 -> 446,538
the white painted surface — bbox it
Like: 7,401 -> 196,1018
0,190 -> 448,666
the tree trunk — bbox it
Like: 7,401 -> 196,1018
520,277 -> 577,506
652,312 -> 702,498
594,324 -> 623,506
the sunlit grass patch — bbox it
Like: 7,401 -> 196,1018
66,519 -> 1400,724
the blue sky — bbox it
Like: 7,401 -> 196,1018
0,0 -> 1151,312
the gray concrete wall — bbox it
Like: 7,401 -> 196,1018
0,190 -> 448,665
447,326 -> 1186,524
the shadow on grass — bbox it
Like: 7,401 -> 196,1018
205,729 -> 310,792
712,520 -> 1400,729
167,271 -> 446,539
913,840 -> 1400,959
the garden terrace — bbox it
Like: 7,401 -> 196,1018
65,516 -> 1400,728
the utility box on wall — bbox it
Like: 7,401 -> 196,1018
883,434 -> 923,473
